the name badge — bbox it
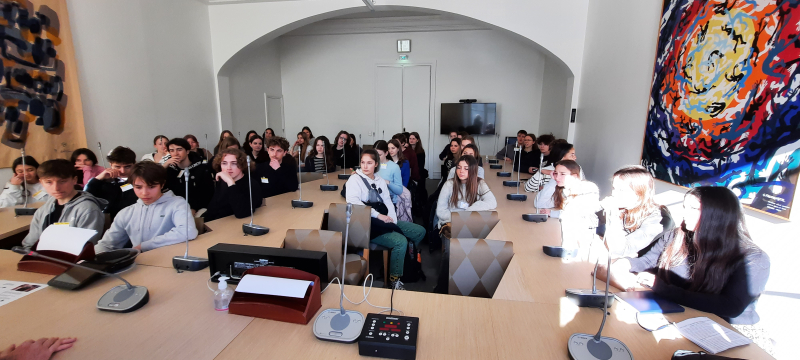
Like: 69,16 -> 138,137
380,164 -> 387,170
120,184 -> 133,192
202,160 -> 208,164
32,190 -> 47,200
53,222 -> 70,226
261,177 -> 269,184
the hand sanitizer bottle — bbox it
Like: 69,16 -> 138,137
214,276 -> 233,311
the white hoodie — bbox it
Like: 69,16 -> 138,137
345,169 -> 397,223
95,191 -> 198,253
0,181 -> 50,208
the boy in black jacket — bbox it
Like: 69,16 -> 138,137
256,137 -> 299,198
84,146 -> 138,220
203,148 -> 262,222
164,138 -> 215,212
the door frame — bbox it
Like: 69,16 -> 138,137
374,61 -> 438,178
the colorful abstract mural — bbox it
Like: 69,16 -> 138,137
0,0 -> 86,166
642,0 -> 800,219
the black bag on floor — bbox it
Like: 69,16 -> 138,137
400,241 -> 425,283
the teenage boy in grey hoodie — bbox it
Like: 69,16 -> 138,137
22,159 -> 107,249
95,162 -> 198,253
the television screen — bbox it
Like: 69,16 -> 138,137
440,103 -> 496,135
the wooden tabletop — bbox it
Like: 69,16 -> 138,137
0,203 -> 43,239
0,164 -> 773,359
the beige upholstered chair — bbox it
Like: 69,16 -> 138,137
326,203 -> 389,284
284,229 -> 366,285
448,238 -> 514,298
449,211 -> 500,239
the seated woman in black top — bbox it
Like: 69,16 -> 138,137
203,149 -> 262,222
303,136 -> 336,173
256,137 -> 299,198
332,130 -> 358,170
409,132 -> 426,178
600,186 -> 770,325
245,135 -> 269,164
513,134 -> 541,173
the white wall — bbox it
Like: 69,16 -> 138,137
538,58 -> 572,139
577,1 -> 798,357
67,0 -> 219,159
225,41 -> 283,139
276,29 -> 545,170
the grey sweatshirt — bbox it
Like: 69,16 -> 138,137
22,191 -> 108,248
436,179 -> 497,227
345,169 -> 397,222
0,182 -> 51,208
95,191 -> 199,253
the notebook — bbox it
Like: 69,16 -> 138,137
675,317 -> 751,354
615,291 -> 685,314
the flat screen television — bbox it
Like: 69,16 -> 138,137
440,103 -> 496,135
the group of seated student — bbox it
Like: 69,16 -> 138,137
522,144 -> 770,329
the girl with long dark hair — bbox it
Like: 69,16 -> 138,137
601,186 -> 769,325
388,139 -> 409,187
290,132 -> 310,166
526,141 -> 579,193
332,130 -> 358,170
408,132 -> 426,178
303,136 -> 336,173
442,138 -> 461,178
245,135 -> 269,163
373,140 -> 404,203
183,134 -> 213,161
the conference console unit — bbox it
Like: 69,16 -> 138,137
207,243 -> 327,285
359,313 -> 419,360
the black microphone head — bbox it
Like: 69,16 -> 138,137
11,246 -> 30,255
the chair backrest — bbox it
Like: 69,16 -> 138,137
284,229 -> 342,282
449,238 -> 514,298
450,211 -> 500,239
326,203 -> 371,248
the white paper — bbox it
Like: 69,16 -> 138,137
0,280 -> 47,307
36,226 -> 98,256
234,275 -> 312,299
676,317 -> 751,354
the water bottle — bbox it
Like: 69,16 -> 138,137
214,275 -> 233,311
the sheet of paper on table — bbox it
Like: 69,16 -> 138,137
234,275 -> 312,299
36,225 -> 98,256
0,280 -> 48,307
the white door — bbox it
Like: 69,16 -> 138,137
375,67 -> 403,141
266,96 -> 284,137
401,65 -> 432,174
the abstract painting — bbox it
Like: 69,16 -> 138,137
642,0 -> 800,219
0,0 -> 86,166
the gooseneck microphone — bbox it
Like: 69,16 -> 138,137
567,234 -> 632,359
292,145 -> 313,208
497,138 -> 511,177
243,155 -> 269,236
313,203 -> 365,343
507,147 -> 527,201
173,168 -> 209,272
12,246 -> 149,312
338,142 -> 350,180
523,152 -> 547,222
14,148 -> 37,216
204,134 -> 209,162
320,142 -> 338,191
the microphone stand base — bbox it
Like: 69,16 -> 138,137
313,308 -> 364,343
542,246 -> 578,259
502,180 -> 519,187
14,208 -> 36,216
522,213 -> 548,223
565,289 -> 615,308
568,333 -> 633,360
172,256 -> 209,272
243,224 -> 270,236
292,200 -> 314,208
488,159 -> 499,164
506,194 -> 527,201
97,285 -> 149,313
338,174 -> 351,180
489,164 -> 502,169
497,172 -> 511,177
320,184 -> 339,191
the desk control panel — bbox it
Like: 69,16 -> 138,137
358,313 -> 418,360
